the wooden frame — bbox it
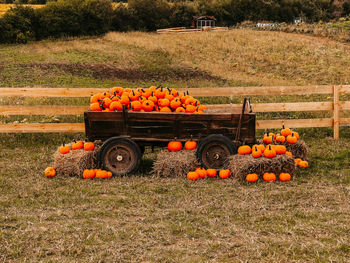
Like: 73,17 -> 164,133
1,85 -> 349,139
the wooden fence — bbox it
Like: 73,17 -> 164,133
0,85 -> 349,139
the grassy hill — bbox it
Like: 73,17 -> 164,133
1,29 -> 350,89
1,30 -> 350,262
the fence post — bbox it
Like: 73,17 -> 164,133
333,85 -> 340,140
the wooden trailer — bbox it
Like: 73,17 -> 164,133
84,99 -> 256,175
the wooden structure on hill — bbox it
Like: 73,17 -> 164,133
192,16 -> 217,28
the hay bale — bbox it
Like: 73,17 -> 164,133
228,154 -> 295,180
258,140 -> 307,160
153,150 -> 198,177
53,144 -> 100,177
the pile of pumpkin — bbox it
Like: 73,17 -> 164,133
44,140 -> 112,179
236,126 -> 308,183
89,86 -> 206,113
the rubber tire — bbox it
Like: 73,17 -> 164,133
99,136 -> 141,176
196,134 -> 236,170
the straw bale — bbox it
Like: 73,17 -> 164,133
153,150 -> 198,177
228,154 -> 295,180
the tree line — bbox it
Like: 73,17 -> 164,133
1,0 -> 349,44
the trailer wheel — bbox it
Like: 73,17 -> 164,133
196,134 -> 236,170
99,137 -> 141,176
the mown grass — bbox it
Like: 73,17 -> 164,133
1,30 -> 350,262
0,130 -> 350,262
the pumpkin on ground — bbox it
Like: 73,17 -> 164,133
279,173 -> 291,182
44,167 -> 56,178
246,173 -> 259,183
263,172 -> 276,182
219,169 -> 231,179
83,169 -> 96,179
206,169 -> 217,178
298,160 -> 309,168
187,171 -> 199,181
196,168 -> 207,179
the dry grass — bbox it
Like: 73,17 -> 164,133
0,133 -> 350,262
1,29 -> 350,88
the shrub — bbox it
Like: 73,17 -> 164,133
0,5 -> 37,43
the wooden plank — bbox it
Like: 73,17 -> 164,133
256,118 -> 333,129
1,85 -> 347,97
340,101 -> 350,110
339,85 -> 350,94
0,101 -> 337,116
207,101 -> 333,112
340,118 -> 350,124
186,85 -> 336,96
0,105 -> 87,115
0,123 -> 85,133
333,86 -> 340,140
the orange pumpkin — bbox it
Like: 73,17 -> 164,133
285,151 -> 293,157
275,134 -> 286,143
294,158 -> 302,166
286,133 -> 298,144
72,140 -> 84,150
44,167 -> 56,178
83,169 -> 95,179
263,172 -> 276,182
279,173 -> 291,182
84,142 -> 95,151
298,160 -> 309,168
175,107 -> 186,113
59,144 -> 70,154
264,145 -> 276,158
238,145 -> 252,155
170,98 -> 181,110
160,107 -> 172,113
184,138 -> 197,150
158,98 -> 170,108
129,90 -> 140,101
246,173 -> 258,183
219,169 -> 231,179
154,87 -> 166,99
140,88 -> 152,98
185,104 -> 196,113
252,146 -> 262,158
168,139 -> 183,152
206,169 -> 217,178
131,101 -> 142,111
253,144 -> 265,152
263,132 -> 273,144
107,171 -> 112,178
90,102 -> 102,111
96,170 -> 108,179
195,168 -> 207,179
120,95 -> 130,106
148,92 -> 158,105
281,125 -> 292,137
187,171 -> 199,181
142,100 -> 155,112
110,86 -> 124,96
275,145 -> 287,155
109,101 -> 123,111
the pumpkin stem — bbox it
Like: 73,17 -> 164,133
255,146 -> 258,151
282,124 -> 285,129
187,91 -> 189,95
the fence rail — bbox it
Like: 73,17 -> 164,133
1,85 -> 349,139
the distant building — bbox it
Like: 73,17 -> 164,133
192,16 -> 216,29
294,17 -> 306,24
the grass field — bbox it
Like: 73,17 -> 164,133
1,30 -> 350,262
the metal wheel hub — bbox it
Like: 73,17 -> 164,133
201,142 -> 230,169
105,145 -> 135,174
